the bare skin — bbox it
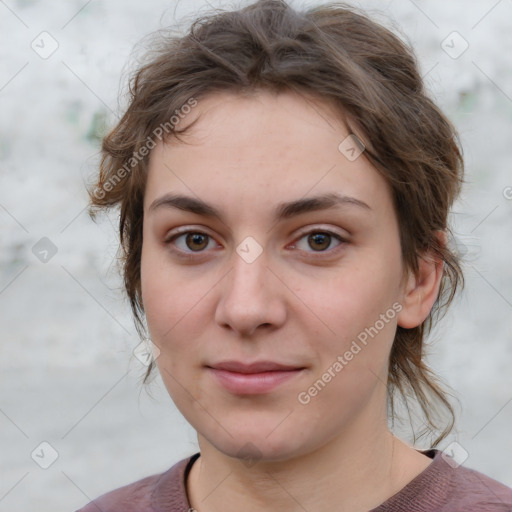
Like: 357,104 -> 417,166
141,90 -> 443,511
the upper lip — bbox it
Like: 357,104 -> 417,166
207,360 -> 304,374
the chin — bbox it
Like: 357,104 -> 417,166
215,437 -> 300,464
198,417 -> 318,464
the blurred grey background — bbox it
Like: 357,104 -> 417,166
1,0 -> 511,510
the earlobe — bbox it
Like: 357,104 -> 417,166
397,232 -> 446,329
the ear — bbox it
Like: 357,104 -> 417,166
397,231 -> 446,329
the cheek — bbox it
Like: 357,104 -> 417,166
140,241 -> 187,345
315,262 -> 400,333
140,244 -> 167,330
140,241 -> 216,358
304,254 -> 402,374
140,252 -> 204,405
299,279 -> 398,421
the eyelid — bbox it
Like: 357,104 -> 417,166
164,224 -> 218,241
293,224 -> 349,240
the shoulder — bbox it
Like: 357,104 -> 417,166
74,454 -> 198,512
443,455 -> 512,511
374,449 -> 512,512
75,472 -> 159,512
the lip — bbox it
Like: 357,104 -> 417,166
206,360 -> 306,394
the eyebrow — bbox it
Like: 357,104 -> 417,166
148,192 -> 371,221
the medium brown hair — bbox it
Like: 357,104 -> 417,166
88,0 -> 464,447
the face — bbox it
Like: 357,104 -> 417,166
141,90 -> 409,462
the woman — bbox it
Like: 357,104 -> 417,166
78,0 -> 512,510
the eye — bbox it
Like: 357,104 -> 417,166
164,227 -> 347,259
165,230 -> 218,255
292,229 -> 346,253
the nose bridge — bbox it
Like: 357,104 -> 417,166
215,244 -> 285,334
227,247 -> 269,304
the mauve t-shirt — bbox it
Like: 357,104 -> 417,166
76,449 -> 512,511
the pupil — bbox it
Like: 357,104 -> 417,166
309,233 -> 330,251
186,233 -> 208,251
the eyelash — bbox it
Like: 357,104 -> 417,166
164,227 -> 347,260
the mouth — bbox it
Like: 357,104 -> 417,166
205,360 -> 306,395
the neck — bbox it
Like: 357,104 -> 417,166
186,414 -> 431,512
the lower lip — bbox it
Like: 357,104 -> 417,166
207,368 -> 304,394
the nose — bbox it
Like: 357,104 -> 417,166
214,249 -> 287,337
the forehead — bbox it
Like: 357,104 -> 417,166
145,89 -> 392,217
166,89 -> 348,153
